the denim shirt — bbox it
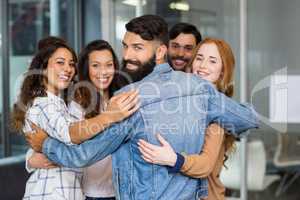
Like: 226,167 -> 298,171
43,63 -> 259,200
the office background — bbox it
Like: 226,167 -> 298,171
0,0 -> 300,199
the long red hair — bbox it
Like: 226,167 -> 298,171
186,37 -> 236,163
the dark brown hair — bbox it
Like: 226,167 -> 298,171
169,22 -> 202,44
75,40 -> 120,119
11,36 -> 77,132
126,15 -> 169,46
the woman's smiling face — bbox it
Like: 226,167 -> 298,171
88,50 -> 115,91
45,47 -> 76,94
192,43 -> 223,83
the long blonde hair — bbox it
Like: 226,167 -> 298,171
186,37 -> 236,163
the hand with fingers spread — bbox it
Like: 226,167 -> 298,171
105,89 -> 140,123
25,122 -> 49,152
29,151 -> 58,169
138,133 -> 177,167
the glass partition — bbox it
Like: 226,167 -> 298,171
0,0 -> 77,158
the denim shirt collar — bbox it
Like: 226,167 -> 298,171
146,62 -> 173,79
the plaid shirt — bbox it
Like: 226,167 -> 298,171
23,91 -> 84,200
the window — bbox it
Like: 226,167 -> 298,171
0,0 -> 78,158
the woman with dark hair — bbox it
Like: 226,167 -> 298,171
74,40 -> 123,200
12,37 -> 139,200
138,37 -> 236,200
25,40 -> 133,200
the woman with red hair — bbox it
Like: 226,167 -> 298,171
138,37 -> 236,200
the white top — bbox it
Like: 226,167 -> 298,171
24,92 -> 78,145
68,101 -> 115,198
23,91 -> 84,200
25,95 -> 115,198
81,156 -> 114,197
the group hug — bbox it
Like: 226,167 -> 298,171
11,14 -> 259,200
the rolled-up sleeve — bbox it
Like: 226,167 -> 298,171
28,101 -> 78,145
25,148 -> 35,173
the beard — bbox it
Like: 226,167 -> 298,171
116,55 -> 156,89
168,54 -> 190,71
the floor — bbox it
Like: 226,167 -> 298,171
0,161 -> 29,200
1,162 -> 300,200
228,173 -> 300,200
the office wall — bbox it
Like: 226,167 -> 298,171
248,0 -> 300,135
